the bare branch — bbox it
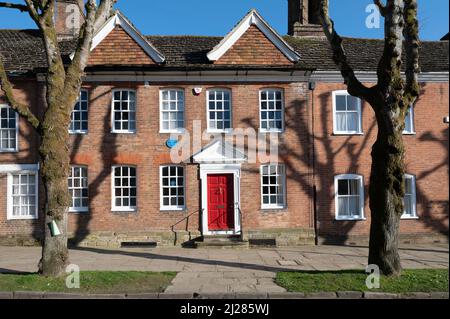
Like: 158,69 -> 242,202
0,1 -> 28,12
66,0 -> 116,90
318,0 -> 372,101
0,58 -> 41,130
374,0 -> 387,17
23,0 -> 40,24
403,0 -> 420,106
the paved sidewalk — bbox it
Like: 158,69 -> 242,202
0,244 -> 448,294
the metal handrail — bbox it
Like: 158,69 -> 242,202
170,209 -> 203,246
171,209 -> 203,233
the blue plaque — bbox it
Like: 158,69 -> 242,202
166,139 -> 178,149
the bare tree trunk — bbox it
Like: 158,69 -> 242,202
368,109 -> 406,275
38,98 -> 72,276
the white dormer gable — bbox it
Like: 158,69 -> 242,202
207,9 -> 300,63
74,11 -> 165,63
193,140 -> 246,163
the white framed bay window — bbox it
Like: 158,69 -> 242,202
7,171 -> 38,220
111,89 -> 136,133
111,166 -> 137,212
160,89 -> 185,133
334,174 -> 365,220
261,164 -> 286,209
332,90 -> 363,135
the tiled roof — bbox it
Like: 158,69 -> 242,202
0,29 -> 448,73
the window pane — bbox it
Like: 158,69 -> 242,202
338,180 -> 349,195
335,95 -> 347,111
347,96 -> 359,111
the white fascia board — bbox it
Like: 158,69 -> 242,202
207,9 -> 300,63
70,12 -> 165,63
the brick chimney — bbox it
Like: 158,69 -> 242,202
55,0 -> 85,40
287,0 -> 324,37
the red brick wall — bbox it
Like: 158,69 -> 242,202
0,79 -> 45,241
88,26 -> 156,66
215,25 -> 293,66
1,78 -> 448,244
312,82 -> 449,243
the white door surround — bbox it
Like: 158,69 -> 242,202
199,164 -> 242,236
193,140 -> 245,236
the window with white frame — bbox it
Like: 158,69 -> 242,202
7,172 -> 38,220
160,89 -> 184,132
0,104 -> 18,152
261,165 -> 286,209
69,90 -> 89,134
333,91 -> 362,134
112,166 -> 137,211
402,174 -> 417,219
403,107 -> 415,134
207,89 -> 232,132
260,89 -> 284,132
160,166 -> 185,210
68,166 -> 89,212
112,90 -> 136,133
335,174 -> 365,220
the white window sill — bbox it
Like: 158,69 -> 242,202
335,217 -> 366,221
160,207 -> 186,212
69,131 -> 88,135
160,129 -> 185,134
111,131 -> 137,134
207,129 -> 234,134
261,205 -> 287,211
7,216 -> 38,221
259,130 -> 284,134
0,149 -> 19,153
401,216 -> 419,220
111,208 -> 137,213
402,132 -> 416,135
333,132 -> 364,136
69,208 -> 89,213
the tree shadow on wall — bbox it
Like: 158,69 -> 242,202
414,127 -> 449,239
69,89 -> 118,246
240,90 -> 375,245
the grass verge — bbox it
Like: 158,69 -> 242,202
276,269 -> 449,293
0,271 -> 176,294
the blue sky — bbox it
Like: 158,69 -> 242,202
0,0 -> 448,40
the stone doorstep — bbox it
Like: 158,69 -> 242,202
1,291 -> 448,299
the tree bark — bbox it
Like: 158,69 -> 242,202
368,106 -> 406,276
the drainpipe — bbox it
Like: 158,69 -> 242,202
308,80 -> 319,245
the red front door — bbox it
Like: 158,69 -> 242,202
207,174 -> 235,231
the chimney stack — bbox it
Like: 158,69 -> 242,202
287,0 -> 324,37
55,0 -> 85,40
